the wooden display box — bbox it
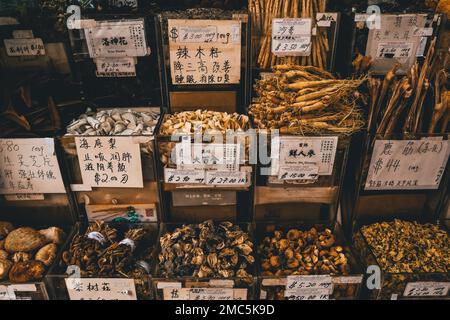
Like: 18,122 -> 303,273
151,222 -> 257,300
59,106 -> 163,224
46,222 -> 158,300
255,221 -> 364,300
254,133 -> 350,222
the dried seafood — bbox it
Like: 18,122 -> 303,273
0,221 -> 65,283
61,221 -> 154,298
249,65 -> 365,135
160,110 -> 249,136
360,220 -> 450,274
66,108 -> 159,136
158,220 -> 254,280
250,0 -> 329,70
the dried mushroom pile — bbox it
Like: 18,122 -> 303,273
259,225 -> 350,277
158,220 -> 254,279
160,109 -> 249,135
62,221 -> 154,297
250,0 -> 329,69
365,38 -> 449,135
0,222 -> 65,283
66,108 -> 159,136
249,65 -> 365,135
361,220 -> 450,273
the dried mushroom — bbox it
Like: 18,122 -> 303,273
0,221 -> 14,238
0,259 -> 13,280
4,227 -> 46,253
62,221 -> 154,298
9,261 -> 46,283
360,220 -> 450,273
160,109 -> 249,136
158,220 -> 254,280
35,244 -> 58,267
66,108 -> 159,136
39,227 -> 65,245
258,225 -> 351,277
0,250 -> 8,260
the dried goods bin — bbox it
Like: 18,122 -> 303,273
256,221 -> 364,300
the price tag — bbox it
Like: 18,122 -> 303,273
284,288 -> 330,300
316,13 -> 338,27
278,165 -> 319,180
65,278 -> 137,300
413,27 -> 433,37
4,193 -> 44,201
332,276 -> 364,284
4,38 -> 45,56
286,275 -> 333,291
271,18 -> 312,56
404,282 -> 450,297
75,137 -> 143,188
0,139 -> 65,194
205,171 -> 248,186
12,30 -> 34,39
0,286 -> 11,300
163,288 -> 247,300
95,57 -> 136,77
84,19 -> 148,58
176,143 -> 240,171
168,19 -> 241,85
271,136 -> 338,178
376,42 -> 414,59
164,168 -> 205,184
365,140 -> 449,190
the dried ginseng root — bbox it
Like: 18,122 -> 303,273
249,64 -> 365,135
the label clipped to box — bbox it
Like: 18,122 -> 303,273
365,139 -> 449,190
65,278 -> 137,300
176,143 -> 240,171
271,136 -> 338,179
167,19 -> 241,85
316,13 -> 338,27
95,57 -> 136,77
403,282 -> 450,297
163,287 -> 247,300
164,168 -> 206,184
84,19 -> 148,58
75,136 -> 143,188
271,18 -> 312,56
284,275 -> 333,300
205,171 -> 248,186
4,38 -> 45,56
0,138 -> 66,194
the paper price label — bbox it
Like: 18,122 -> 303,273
4,193 -> 44,201
376,42 -> 414,59
271,136 -> 338,178
205,171 -> 248,186
278,165 -> 319,180
365,140 -> 449,190
0,139 -> 65,194
65,278 -> 137,300
163,288 -> 247,300
95,57 -> 136,77
84,19 -> 148,58
284,288 -> 330,300
176,143 -> 240,171
4,38 -> 45,56
286,275 -> 333,291
164,168 -> 205,184
316,13 -> 338,27
168,19 -> 241,85
403,282 -> 450,297
75,137 -> 143,188
271,18 -> 312,56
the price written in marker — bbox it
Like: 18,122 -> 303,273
4,38 -> 45,56
271,18 -> 312,56
65,278 -> 137,300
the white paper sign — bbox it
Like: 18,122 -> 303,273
65,278 -> 137,300
176,143 -> 240,171
164,168 -> 205,184
75,137 -> 143,188
272,18 -> 312,56
168,19 -> 241,85
95,57 -> 136,77
365,139 -> 449,190
272,136 -> 338,178
84,19 -> 148,58
4,193 -> 44,201
163,287 -> 247,300
284,288 -> 330,300
316,13 -> 338,27
4,38 -> 45,56
286,275 -> 333,291
376,42 -> 414,59
205,171 -> 248,186
0,286 -> 11,300
0,139 -> 65,194
403,282 -> 450,297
